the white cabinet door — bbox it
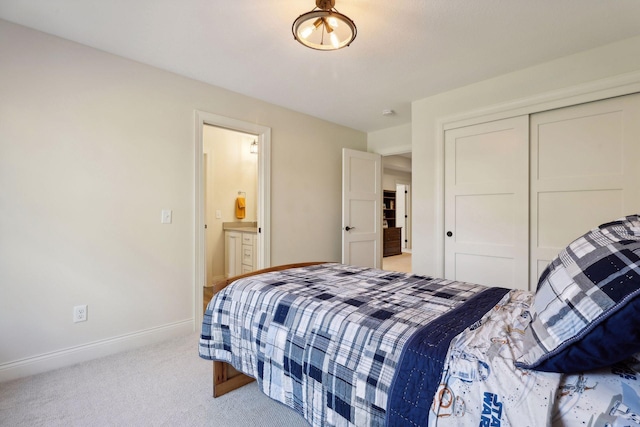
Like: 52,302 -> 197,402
224,231 -> 241,278
530,93 -> 640,287
444,116 -> 529,290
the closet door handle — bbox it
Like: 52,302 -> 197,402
345,226 -> 355,231
446,231 -> 453,237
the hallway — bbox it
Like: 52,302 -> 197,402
382,252 -> 411,273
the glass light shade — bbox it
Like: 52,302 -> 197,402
250,140 -> 258,154
292,9 -> 356,51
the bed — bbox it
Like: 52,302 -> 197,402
199,215 -> 640,426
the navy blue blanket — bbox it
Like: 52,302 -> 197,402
386,287 -> 510,426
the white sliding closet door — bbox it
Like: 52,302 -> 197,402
530,93 -> 640,287
444,116 -> 529,290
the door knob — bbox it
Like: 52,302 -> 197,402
345,226 -> 355,231
446,231 -> 453,237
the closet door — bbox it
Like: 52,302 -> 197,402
444,116 -> 529,290
530,93 -> 640,287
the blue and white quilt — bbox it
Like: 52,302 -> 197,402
199,263 -> 640,426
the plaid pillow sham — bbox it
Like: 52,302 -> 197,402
516,215 -> 640,373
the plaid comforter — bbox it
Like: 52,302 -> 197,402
199,263 -> 507,426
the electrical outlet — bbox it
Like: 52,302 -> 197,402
73,305 -> 87,323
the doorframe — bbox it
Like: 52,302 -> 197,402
194,110 -> 271,326
395,182 -> 411,251
379,151 -> 412,254
434,70 -> 640,277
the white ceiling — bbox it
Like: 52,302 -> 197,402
2,0 -> 640,132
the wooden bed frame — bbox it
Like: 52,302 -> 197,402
207,262 -> 326,397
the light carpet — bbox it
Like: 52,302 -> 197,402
0,333 -> 309,426
382,252 -> 411,273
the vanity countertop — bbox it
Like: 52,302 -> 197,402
222,221 -> 257,233
224,227 -> 257,233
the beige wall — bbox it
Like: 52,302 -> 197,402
410,35 -> 640,276
383,170 -> 411,191
0,20 -> 366,380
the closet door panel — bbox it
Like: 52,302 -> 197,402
444,116 -> 529,290
454,253 -> 514,289
454,132 -> 521,184
455,194 -> 516,246
530,93 -> 640,287
537,110 -> 623,179
537,190 -> 623,248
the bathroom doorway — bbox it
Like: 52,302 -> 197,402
194,111 -> 271,322
203,125 -> 258,286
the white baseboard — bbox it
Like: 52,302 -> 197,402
0,318 -> 194,383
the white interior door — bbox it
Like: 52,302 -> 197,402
342,148 -> 382,268
530,93 -> 640,287
444,116 -> 529,290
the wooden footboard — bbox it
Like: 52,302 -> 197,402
209,262 -> 327,398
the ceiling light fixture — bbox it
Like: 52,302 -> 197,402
292,0 -> 357,51
250,140 -> 258,154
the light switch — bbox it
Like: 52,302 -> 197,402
215,210 -> 222,219
161,209 -> 172,224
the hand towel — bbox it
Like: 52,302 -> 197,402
236,197 -> 246,219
